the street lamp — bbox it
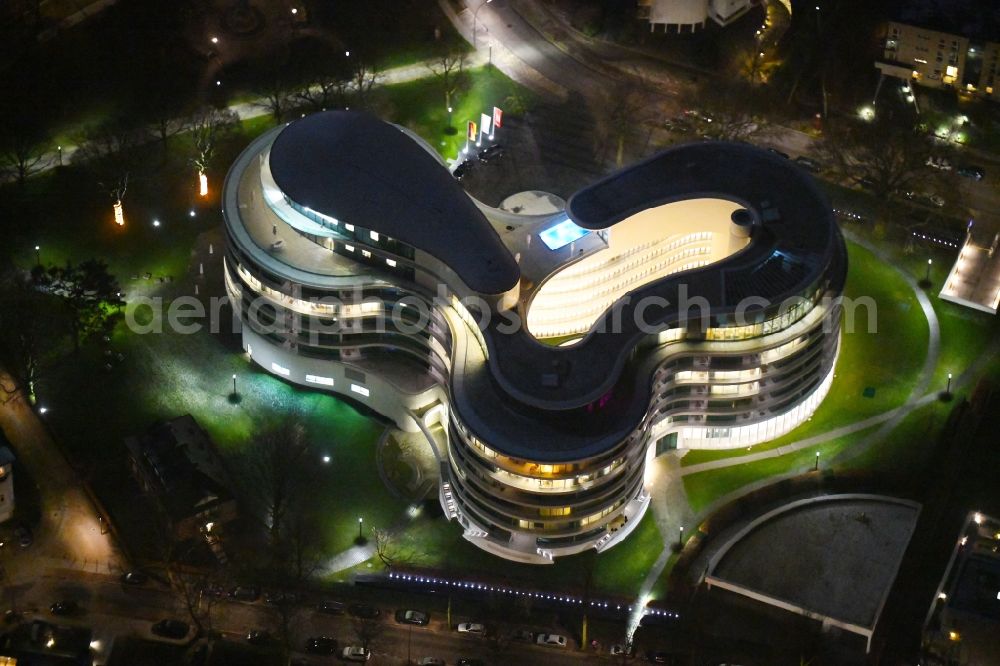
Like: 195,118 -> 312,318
677,525 -> 684,547
925,258 -> 933,282
232,374 -> 237,395
358,516 -> 364,540
448,106 -> 453,131
34,245 -> 40,266
57,145 -> 62,166
814,451 -> 820,471
946,372 -> 953,395
473,0 -> 493,49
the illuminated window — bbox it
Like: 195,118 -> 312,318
370,231 -> 379,241
386,258 -> 397,267
345,223 -> 355,231
350,383 -> 370,397
946,65 -> 959,77
362,250 -> 372,258
271,363 -> 291,376
539,506 -> 571,517
344,244 -> 355,253
539,218 -> 590,250
306,374 -> 334,386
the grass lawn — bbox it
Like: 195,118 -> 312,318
682,239 -> 929,468
682,428 -> 879,516
384,66 -> 534,162
341,508 -> 664,599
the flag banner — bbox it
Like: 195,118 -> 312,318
480,113 -> 493,138
467,120 -> 477,140
493,106 -> 503,128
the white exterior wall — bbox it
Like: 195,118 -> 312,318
648,0 -> 709,29
240,326 -> 446,433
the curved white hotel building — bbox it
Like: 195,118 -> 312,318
222,111 -> 846,564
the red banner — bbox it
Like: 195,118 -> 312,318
467,120 -> 477,140
493,106 -> 503,129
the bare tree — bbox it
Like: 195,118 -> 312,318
240,422 -> 311,548
0,124 -> 47,185
188,107 -> 239,184
596,73 -> 658,168
0,272 -> 68,404
426,50 -> 467,117
31,259 -> 124,353
372,527 -> 394,569
812,113 -> 936,202
294,74 -> 351,114
694,81 -> 774,143
349,59 -> 382,109
352,616 -> 384,652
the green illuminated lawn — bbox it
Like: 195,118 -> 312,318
384,66 -> 534,162
341,507 -> 664,599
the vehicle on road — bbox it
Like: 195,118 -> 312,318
120,571 -> 148,586
477,143 -> 504,163
341,646 -> 371,662
792,156 -> 821,172
151,619 -> 189,640
14,524 -> 32,548
246,629 -> 271,645
317,600 -> 346,614
49,601 -> 79,616
926,156 -> 952,171
306,636 -> 338,654
395,609 -> 429,626
417,659 -> 445,666
957,165 -> 985,180
456,622 -> 485,635
610,643 -> 634,657
537,633 -> 568,647
230,585 -> 261,602
348,603 -> 380,619
766,147 -> 789,159
453,159 -> 475,180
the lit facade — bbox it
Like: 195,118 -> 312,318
876,20 -> 1000,101
636,0 -> 758,33
222,111 -> 846,563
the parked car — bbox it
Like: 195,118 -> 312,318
417,659 -> 445,666
537,633 -> 568,647
457,622 -> 485,635
265,590 -> 298,605
246,629 -> 271,645
792,156 -> 821,172
957,165 -> 985,180
306,636 -> 338,654
121,571 -> 147,586
348,603 -> 380,619
647,651 -> 670,664
317,600 -> 346,615
151,619 -> 189,640
610,643 -> 632,656
926,155 -> 953,171
201,583 -> 226,598
230,585 -> 261,602
341,646 -> 371,662
456,660 -> 485,666
477,143 -> 505,163
511,629 -> 534,642
927,193 -> 946,207
49,601 -> 79,616
14,524 -> 32,548
395,609 -> 429,626
856,176 -> 876,190
453,159 -> 475,180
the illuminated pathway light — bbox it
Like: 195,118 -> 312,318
199,171 -> 209,197
113,200 -> 124,226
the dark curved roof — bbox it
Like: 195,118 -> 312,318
268,111 -> 519,295
452,142 -> 847,460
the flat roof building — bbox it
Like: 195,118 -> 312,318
222,111 -> 845,563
